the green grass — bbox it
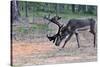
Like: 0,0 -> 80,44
17,24 -> 52,33
20,11 -> 96,19
18,27 -> 28,33
31,23 -> 53,31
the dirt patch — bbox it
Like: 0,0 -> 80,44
12,40 -> 97,66
13,42 -> 54,56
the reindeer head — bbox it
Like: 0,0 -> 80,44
55,30 -> 70,46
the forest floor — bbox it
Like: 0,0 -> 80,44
12,31 -> 97,66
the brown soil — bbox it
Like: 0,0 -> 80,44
12,31 -> 97,66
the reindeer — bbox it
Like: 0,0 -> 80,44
44,15 -> 96,48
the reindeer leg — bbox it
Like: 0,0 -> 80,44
94,33 -> 96,47
89,31 -> 96,47
75,32 -> 80,48
62,33 -> 73,48
89,21 -> 96,47
91,32 -> 96,47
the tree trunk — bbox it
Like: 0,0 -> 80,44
11,0 -> 19,21
25,1 -> 28,17
72,4 -> 75,13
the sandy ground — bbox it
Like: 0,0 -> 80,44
12,31 -> 97,66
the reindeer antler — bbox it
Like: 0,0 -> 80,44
50,16 -> 62,28
44,15 -> 62,27
44,15 -> 63,43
